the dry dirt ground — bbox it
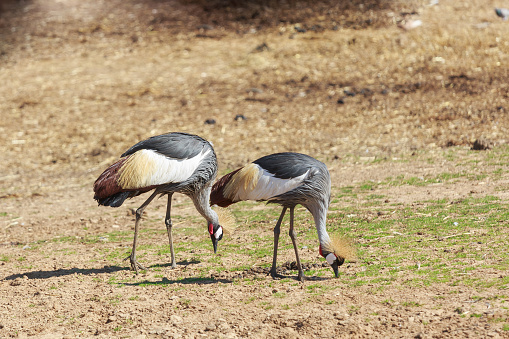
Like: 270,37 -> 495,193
1,0 -> 509,337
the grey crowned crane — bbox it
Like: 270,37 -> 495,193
93,132 -> 225,273
211,152 -> 353,281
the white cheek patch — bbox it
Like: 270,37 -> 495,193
214,227 -> 223,239
326,253 -> 336,265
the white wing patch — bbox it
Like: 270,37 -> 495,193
118,148 -> 210,189
234,165 -> 308,201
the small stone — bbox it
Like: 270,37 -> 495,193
205,323 -> 216,331
149,328 -> 164,335
253,43 -> 270,53
197,24 -> 214,30
204,119 -> 216,125
170,314 -> 183,324
10,279 -> 21,286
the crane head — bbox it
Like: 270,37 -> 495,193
208,223 -> 223,254
319,246 -> 345,278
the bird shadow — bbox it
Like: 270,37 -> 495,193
149,259 -> 200,269
123,276 -> 232,286
269,273 -> 331,282
2,260 -> 329,284
2,265 -> 128,281
1,259 -> 203,281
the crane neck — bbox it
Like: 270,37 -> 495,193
307,201 -> 331,246
192,183 -> 219,225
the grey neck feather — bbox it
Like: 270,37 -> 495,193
307,200 -> 331,246
192,183 -> 219,225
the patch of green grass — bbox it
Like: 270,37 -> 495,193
306,284 -> 333,295
260,301 -> 273,310
0,255 -> 9,262
360,182 -> 376,191
502,324 -> 509,331
348,305 -> 360,315
366,194 -> 385,200
109,295 -> 122,305
401,301 -> 422,307
244,296 -> 256,304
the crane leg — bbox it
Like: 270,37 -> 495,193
164,193 -> 176,269
126,190 -> 158,274
269,207 -> 287,279
288,207 -> 304,282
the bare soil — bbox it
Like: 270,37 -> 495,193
1,0 -> 508,337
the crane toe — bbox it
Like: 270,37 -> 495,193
125,253 -> 146,274
269,268 -> 284,280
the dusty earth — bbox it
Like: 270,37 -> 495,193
1,0 -> 509,337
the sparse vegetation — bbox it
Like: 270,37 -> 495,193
1,0 -> 509,337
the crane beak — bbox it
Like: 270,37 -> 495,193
331,261 -> 339,278
331,257 -> 345,278
211,235 -> 218,254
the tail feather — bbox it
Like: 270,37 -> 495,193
210,168 -> 241,207
94,157 -> 129,207
97,191 -> 130,207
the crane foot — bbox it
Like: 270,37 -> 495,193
269,268 -> 284,280
125,254 -> 146,274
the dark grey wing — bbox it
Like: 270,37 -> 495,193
253,152 -> 318,179
256,153 -> 330,208
121,132 -> 209,159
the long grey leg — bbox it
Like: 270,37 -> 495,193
164,193 -> 176,269
288,207 -> 304,282
127,190 -> 159,274
270,207 -> 287,279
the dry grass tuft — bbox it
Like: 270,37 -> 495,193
213,206 -> 237,234
324,235 -> 358,262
